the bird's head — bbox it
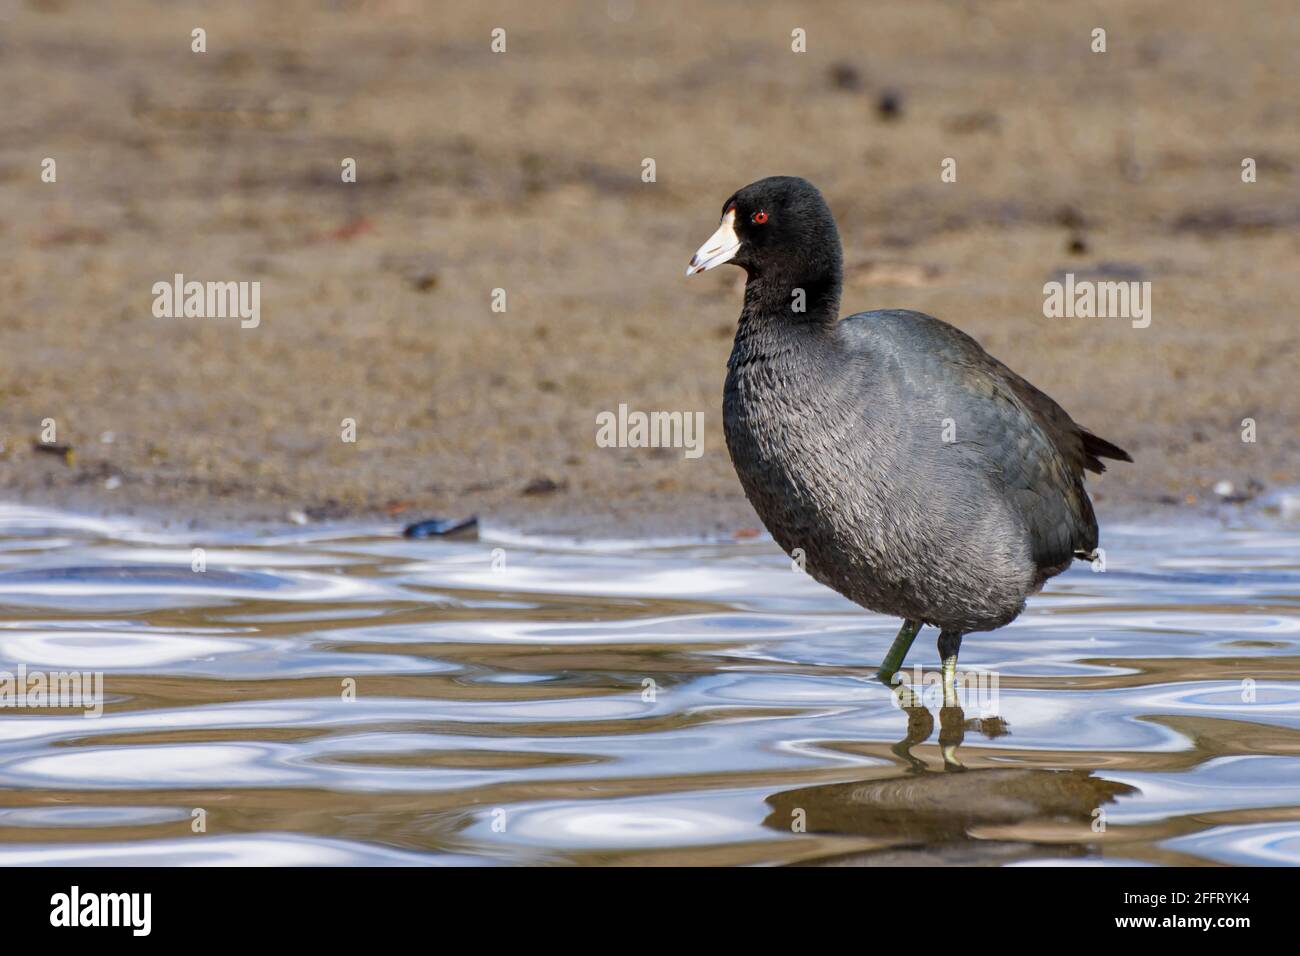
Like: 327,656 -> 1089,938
686,176 -> 841,283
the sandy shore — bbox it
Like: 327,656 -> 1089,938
1,0 -> 1296,535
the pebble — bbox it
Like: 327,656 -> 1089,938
828,62 -> 865,91
521,477 -> 564,496
876,88 -> 903,120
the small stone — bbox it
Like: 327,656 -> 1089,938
32,441 -> 75,466
521,477 -> 564,496
943,110 -> 1000,134
1055,205 -> 1087,230
876,88 -> 903,120
828,62 -> 865,91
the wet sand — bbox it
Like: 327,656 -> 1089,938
1,0 -> 1296,534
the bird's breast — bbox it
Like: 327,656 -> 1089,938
723,353 -> 887,556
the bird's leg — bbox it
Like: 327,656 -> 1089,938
878,618 -> 922,683
938,705 -> 967,772
890,702 -> 935,773
938,630 -> 963,708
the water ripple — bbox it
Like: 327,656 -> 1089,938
0,504 -> 1297,866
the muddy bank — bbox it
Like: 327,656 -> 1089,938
1,0 -> 1295,534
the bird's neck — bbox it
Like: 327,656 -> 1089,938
730,269 -> 841,377
738,264 -> 841,333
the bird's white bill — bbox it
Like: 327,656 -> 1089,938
686,208 -> 741,276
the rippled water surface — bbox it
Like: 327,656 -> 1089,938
0,505 -> 1298,866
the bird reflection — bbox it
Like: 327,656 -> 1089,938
764,690 -> 1135,864
885,676 -> 1009,772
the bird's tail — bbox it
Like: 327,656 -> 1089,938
1080,429 -> 1133,473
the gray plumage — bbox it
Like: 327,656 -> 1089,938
694,176 -> 1130,649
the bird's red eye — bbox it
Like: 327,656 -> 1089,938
752,211 -> 769,224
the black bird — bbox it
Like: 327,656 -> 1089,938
687,176 -> 1131,700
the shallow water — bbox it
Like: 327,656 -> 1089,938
0,504 -> 1297,866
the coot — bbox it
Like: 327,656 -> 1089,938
687,176 -> 1131,701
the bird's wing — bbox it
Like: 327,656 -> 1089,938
975,349 -> 1132,474
950,352 -> 1100,569
842,310 -> 1108,571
